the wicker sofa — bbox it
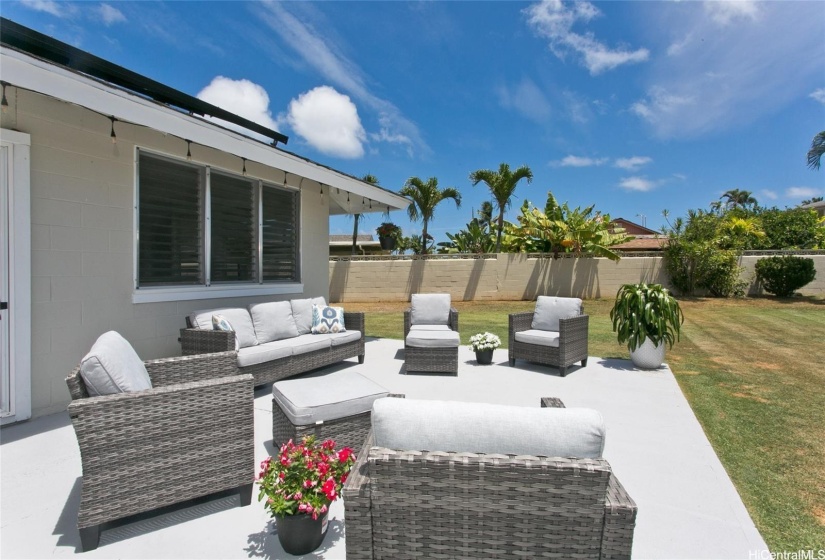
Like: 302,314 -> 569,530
179,297 -> 365,386
66,342 -> 253,551
509,296 -> 589,376
343,396 -> 636,560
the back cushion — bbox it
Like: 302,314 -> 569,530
410,293 -> 451,326
80,331 -> 153,396
531,296 -> 583,332
372,398 -> 605,458
291,297 -> 327,335
189,307 -> 258,348
249,301 -> 299,343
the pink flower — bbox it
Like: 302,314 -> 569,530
294,492 -> 302,500
338,447 -> 354,463
321,477 -> 337,501
320,505 -> 328,514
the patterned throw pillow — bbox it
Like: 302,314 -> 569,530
212,314 -> 239,350
311,305 -> 346,334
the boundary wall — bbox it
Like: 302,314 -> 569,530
329,252 -> 825,302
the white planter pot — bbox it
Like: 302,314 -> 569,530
630,338 -> 666,369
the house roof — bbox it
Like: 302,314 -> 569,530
610,218 -> 659,236
330,234 -> 378,245
612,237 -> 668,250
0,18 -> 409,216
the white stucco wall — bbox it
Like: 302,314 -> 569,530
2,89 -> 329,418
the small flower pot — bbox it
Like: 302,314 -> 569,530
475,349 -> 494,365
275,512 -> 329,555
378,236 -> 396,250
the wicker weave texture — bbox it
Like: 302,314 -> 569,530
65,351 -> 254,548
403,309 -> 459,374
508,309 -> 589,376
180,312 -> 366,386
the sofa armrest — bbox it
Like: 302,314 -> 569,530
180,327 -> 235,355
343,431 -> 376,560
448,308 -> 459,332
558,314 -> 589,345
509,312 -> 534,349
146,350 -> 239,387
344,311 -> 365,335
602,473 -> 638,560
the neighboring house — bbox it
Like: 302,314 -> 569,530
800,200 -> 825,218
609,218 -> 667,251
0,19 -> 408,423
329,234 -> 382,256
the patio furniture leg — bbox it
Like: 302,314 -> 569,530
509,358 -> 515,366
79,525 -> 100,552
582,358 -> 588,367
559,366 -> 567,377
358,354 -> 364,364
239,483 -> 253,506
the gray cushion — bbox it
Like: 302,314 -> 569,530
405,330 -> 460,348
372,398 -> 605,458
409,324 -> 452,332
272,369 -> 389,425
237,340 -> 294,368
410,294 -> 451,326
249,301 -> 299,344
79,331 -> 152,396
190,307 -> 258,349
291,297 -> 327,335
532,296 -> 582,332
514,329 -> 560,347
291,334 -> 332,356
328,330 -> 361,346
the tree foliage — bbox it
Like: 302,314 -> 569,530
437,218 -> 496,254
807,130 -> 825,170
399,176 -> 461,255
755,256 -> 817,297
469,163 -> 533,253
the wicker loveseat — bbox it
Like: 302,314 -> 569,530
343,396 -> 636,560
179,297 -> 365,386
509,295 -> 589,376
66,336 -> 253,551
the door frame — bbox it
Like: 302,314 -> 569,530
0,129 -> 31,425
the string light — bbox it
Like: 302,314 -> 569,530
109,116 -> 117,144
186,140 -> 192,161
1,82 -> 8,113
369,198 -> 372,209
242,157 -> 247,176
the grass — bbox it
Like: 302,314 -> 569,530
342,296 -> 825,550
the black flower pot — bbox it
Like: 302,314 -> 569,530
378,236 -> 397,250
276,513 -> 328,555
475,349 -> 494,365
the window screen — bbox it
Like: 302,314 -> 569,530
262,185 -> 299,282
210,173 -> 256,283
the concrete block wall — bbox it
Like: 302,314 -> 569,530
329,254 -> 825,302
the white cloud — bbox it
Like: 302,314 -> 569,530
759,189 -> 778,201
786,187 -> 822,199
497,78 -> 552,121
287,86 -> 366,159
631,87 -> 696,132
196,76 -> 279,143
704,0 -> 760,26
810,89 -> 825,105
524,0 -> 649,75
619,176 -> 660,192
614,156 -> 652,171
20,0 -> 67,17
97,3 -> 126,25
553,155 -> 608,167
258,2 -> 427,156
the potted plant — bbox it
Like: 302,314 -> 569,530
257,436 -> 356,555
469,332 -> 501,365
376,222 -> 402,250
609,283 -> 684,369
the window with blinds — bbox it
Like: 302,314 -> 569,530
137,151 -> 300,287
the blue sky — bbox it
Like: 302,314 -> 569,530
5,0 -> 824,242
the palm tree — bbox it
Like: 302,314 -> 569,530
477,201 -> 494,228
801,196 -> 824,205
351,174 -> 379,254
807,131 -> 825,170
720,189 -> 757,210
469,163 -> 533,252
398,176 -> 461,255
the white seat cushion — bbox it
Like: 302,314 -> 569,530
291,334 -> 332,356
249,301 -> 299,343
190,307 -> 258,349
531,296 -> 582,332
273,369 -> 389,426
290,297 -> 327,335
328,330 -> 361,346
80,331 -> 152,396
514,329 -> 560,347
410,294 -> 451,326
372,398 -> 605,459
237,340 -> 294,368
405,329 -> 460,348
409,324 -> 452,332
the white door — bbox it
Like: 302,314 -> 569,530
0,144 -> 11,417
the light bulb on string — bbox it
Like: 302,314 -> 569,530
186,140 -> 192,161
1,82 -> 8,114
109,117 -> 117,144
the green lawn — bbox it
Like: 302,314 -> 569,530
342,297 -> 825,550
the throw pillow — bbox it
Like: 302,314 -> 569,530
311,305 -> 346,334
212,314 -> 239,351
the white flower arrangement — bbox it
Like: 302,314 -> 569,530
469,332 -> 501,352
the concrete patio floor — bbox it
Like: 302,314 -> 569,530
1,337 -> 768,559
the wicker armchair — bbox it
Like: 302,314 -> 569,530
509,299 -> 589,376
65,350 -> 254,551
342,397 -> 636,560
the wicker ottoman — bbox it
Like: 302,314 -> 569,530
272,369 -> 389,451
405,329 -> 460,374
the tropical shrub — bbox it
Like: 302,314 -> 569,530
437,218 -> 496,254
755,256 -> 817,297
610,283 -> 684,351
756,208 -> 825,250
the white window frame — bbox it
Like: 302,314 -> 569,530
132,148 -> 303,304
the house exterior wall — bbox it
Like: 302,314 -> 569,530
329,253 -> 825,302
2,89 -> 329,418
